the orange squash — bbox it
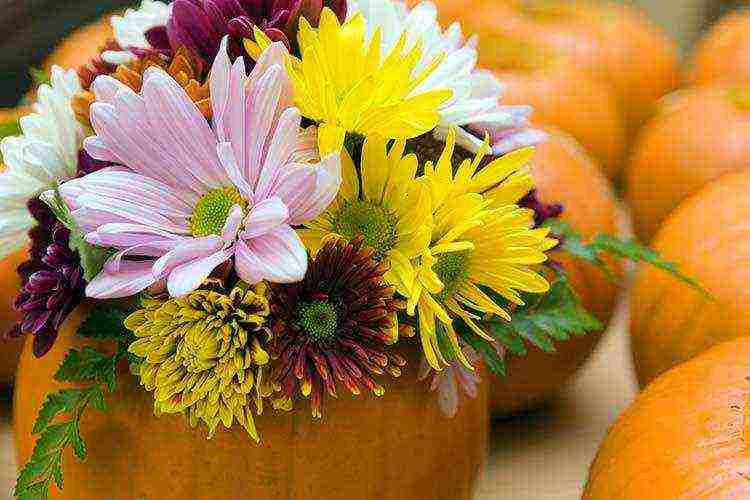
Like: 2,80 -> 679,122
490,127 -> 621,415
0,249 -> 26,385
630,170 -> 750,387
688,9 -> 750,86
435,0 -> 680,140
583,336 -> 750,499
626,84 -> 750,242
43,16 -> 113,71
14,305 -> 488,500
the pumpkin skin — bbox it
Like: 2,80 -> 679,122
434,0 -> 679,139
14,305 -> 488,500
583,337 -> 750,499
0,249 -> 26,386
688,10 -> 750,86
43,16 -> 113,71
490,128 -> 621,416
626,84 -> 750,243
630,171 -> 750,388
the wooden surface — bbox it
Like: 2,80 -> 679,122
0,294 -> 634,499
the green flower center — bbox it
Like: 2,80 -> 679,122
189,187 -> 247,238
330,200 -> 399,259
296,301 -> 339,342
433,251 -> 471,302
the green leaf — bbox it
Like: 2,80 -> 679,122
39,188 -> 111,282
54,347 -> 115,385
77,307 -> 129,340
544,219 -> 709,296
32,390 -> 86,434
461,273 -> 603,377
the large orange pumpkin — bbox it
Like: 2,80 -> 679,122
688,9 -> 750,86
583,336 -> 750,499
0,249 -> 26,385
435,0 -> 680,139
490,127 -> 621,415
14,305 -> 488,500
626,84 -> 750,243
43,15 -> 113,71
630,170 -> 750,387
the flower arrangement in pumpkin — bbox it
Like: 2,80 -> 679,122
1,1 -> 703,498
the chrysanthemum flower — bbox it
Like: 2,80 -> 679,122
140,0 -> 347,65
126,281 -> 273,440
59,39 -> 341,299
102,0 -> 173,65
299,134 -> 431,297
249,8 -> 453,154
409,129 -> 557,369
0,67 -> 85,259
419,345 -> 481,417
348,0 -> 546,155
269,236 -> 406,418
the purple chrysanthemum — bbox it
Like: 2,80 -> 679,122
146,0 -> 347,63
520,189 -> 564,228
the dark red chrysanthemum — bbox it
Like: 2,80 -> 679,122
145,0 -> 347,64
520,189 -> 564,228
8,152 -> 110,357
77,39 -> 122,90
269,236 -> 405,418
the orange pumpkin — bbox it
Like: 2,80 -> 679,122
626,83 -> 750,243
630,170 -> 750,387
0,249 -> 26,385
43,16 -> 113,71
688,9 -> 750,86
583,336 -> 750,499
435,0 -> 680,140
490,127 -> 621,415
14,305 -> 488,500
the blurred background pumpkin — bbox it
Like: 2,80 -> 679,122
490,126 -> 622,416
630,170 -> 750,387
688,9 -> 750,85
583,336 -> 750,499
625,83 -> 750,242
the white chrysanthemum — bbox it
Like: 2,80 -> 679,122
0,67 -> 84,258
102,0 -> 172,65
348,0 -> 546,154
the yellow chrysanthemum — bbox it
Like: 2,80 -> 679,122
246,8 -> 452,155
409,129 -> 558,370
125,282 -> 273,441
299,134 -> 432,303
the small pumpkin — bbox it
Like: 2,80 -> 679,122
630,170 -> 750,387
583,336 -> 750,499
626,84 -> 750,242
688,9 -> 750,86
14,305 -> 488,500
434,0 -> 680,139
0,249 -> 26,385
490,127 -> 621,416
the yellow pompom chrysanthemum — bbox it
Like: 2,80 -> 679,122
409,129 -> 558,370
246,8 -> 453,155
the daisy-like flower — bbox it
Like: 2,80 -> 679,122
348,0 -> 546,155
419,345 -> 481,418
102,0 -> 173,65
299,134 -> 431,298
269,236 -> 406,418
410,129 -> 557,369
249,8 -> 453,155
142,0 -> 347,65
126,281 -> 273,440
59,39 -> 341,299
0,67 -> 85,259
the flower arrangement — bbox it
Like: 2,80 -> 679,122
1,1 -> 702,498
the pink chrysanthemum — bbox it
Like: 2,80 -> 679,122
59,38 -> 341,299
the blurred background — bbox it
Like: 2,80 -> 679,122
0,0 -> 745,106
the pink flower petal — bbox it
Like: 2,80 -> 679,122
235,225 -> 307,284
243,65 -> 285,188
216,142 -> 254,201
254,107 -> 302,200
86,260 -> 157,299
221,205 -> 244,241
269,154 -> 342,225
241,197 -> 288,239
166,249 -> 232,297
152,236 -> 223,280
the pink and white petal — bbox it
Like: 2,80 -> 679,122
240,196 -> 288,239
254,108 -> 303,200
166,249 -> 233,297
491,128 -> 548,155
83,135 -> 119,164
86,260 -> 157,299
73,193 -> 188,234
221,204 -> 244,241
436,369 -> 460,418
91,75 -> 135,105
235,226 -> 307,284
291,125 -> 320,163
243,66 -> 284,188
104,240 -> 181,273
152,236 -> 223,280
248,42 -> 294,110
275,154 -> 341,225
141,67 -> 228,191
210,37 -> 232,133
217,142 -> 254,201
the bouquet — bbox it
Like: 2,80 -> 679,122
0,1 -> 700,498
